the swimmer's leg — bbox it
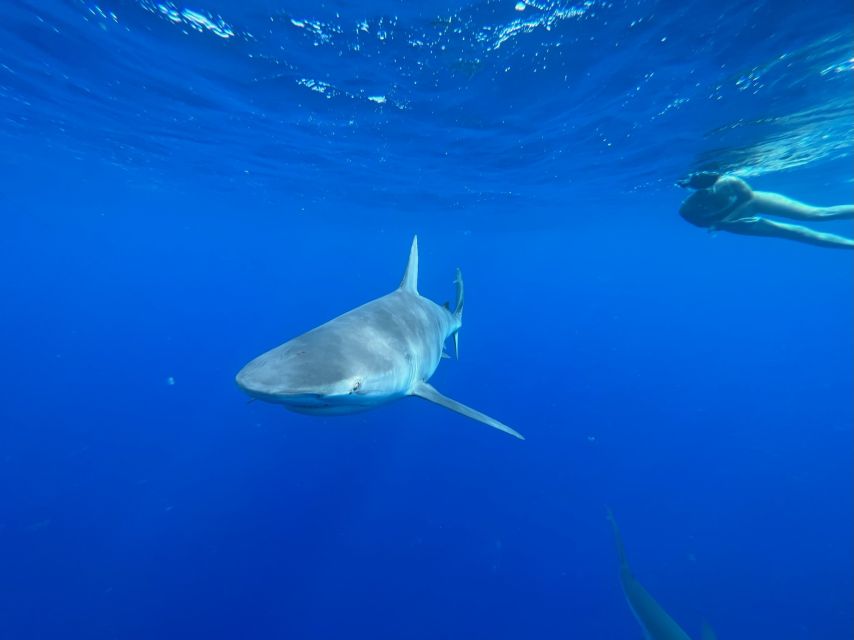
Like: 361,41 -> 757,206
752,191 -> 854,221
720,217 -> 854,249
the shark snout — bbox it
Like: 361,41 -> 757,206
237,365 -> 370,416
235,366 -> 277,401
235,366 -> 263,397
235,352 -> 352,406
236,366 -> 322,405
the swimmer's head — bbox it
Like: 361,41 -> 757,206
679,188 -> 737,227
678,175 -> 752,227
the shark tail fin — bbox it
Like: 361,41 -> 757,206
451,268 -> 464,358
411,381 -> 524,440
606,508 -> 633,576
400,235 -> 419,294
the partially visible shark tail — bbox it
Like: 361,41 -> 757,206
452,268 -> 464,359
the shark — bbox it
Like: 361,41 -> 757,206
235,236 -> 523,440
607,509 -> 717,640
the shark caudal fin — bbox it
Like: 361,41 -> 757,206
451,267 -> 464,358
400,235 -> 419,293
411,381 -> 523,440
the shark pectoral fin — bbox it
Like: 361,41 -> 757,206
700,622 -> 718,640
410,382 -> 524,440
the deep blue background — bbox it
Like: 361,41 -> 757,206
1,1 -> 852,639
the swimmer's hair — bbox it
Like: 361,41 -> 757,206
679,190 -> 728,227
679,176 -> 753,227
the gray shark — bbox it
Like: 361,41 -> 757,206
236,236 -> 523,440
607,509 -> 717,640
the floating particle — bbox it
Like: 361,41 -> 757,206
515,2 -> 526,11
166,376 -> 175,386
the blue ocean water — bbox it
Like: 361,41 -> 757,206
0,0 -> 852,638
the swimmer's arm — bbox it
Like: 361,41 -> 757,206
718,217 -> 854,249
751,191 -> 854,221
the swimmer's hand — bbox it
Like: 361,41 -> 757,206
677,171 -> 721,190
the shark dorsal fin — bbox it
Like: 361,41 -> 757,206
400,235 -> 419,293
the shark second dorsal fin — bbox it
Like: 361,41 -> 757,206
400,235 -> 419,293
410,381 -> 524,440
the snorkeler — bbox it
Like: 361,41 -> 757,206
677,172 -> 854,249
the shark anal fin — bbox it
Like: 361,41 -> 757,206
410,381 -> 524,440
